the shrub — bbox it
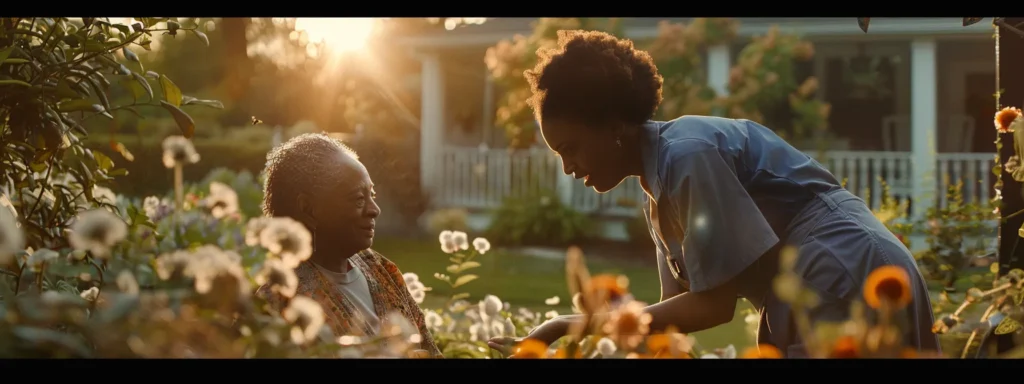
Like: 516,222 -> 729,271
485,189 -> 592,247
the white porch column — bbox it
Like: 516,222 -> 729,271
481,67 -> 495,147
418,51 -> 446,202
706,44 -> 731,116
910,38 -> 938,219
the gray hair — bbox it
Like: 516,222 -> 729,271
261,132 -> 359,217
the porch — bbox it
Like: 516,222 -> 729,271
431,146 -> 996,217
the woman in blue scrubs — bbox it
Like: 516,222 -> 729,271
487,30 -> 939,357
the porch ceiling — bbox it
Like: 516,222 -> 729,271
397,18 -> 992,49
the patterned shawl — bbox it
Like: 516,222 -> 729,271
256,249 -> 442,357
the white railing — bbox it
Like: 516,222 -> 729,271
433,146 -> 997,217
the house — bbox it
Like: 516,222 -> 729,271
396,17 -> 998,241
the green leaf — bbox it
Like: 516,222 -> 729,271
159,100 -> 195,138
122,47 -> 139,62
450,292 -> 471,301
121,77 -> 146,102
2,58 -> 29,65
449,261 -> 482,274
131,72 -> 154,101
83,40 -> 108,52
159,74 -> 182,107
0,45 -> 14,63
0,79 -> 31,87
182,95 -> 223,109
94,151 -> 114,171
57,98 -> 97,112
11,326 -> 93,357
191,30 -> 209,46
452,274 -> 478,288
54,79 -> 79,99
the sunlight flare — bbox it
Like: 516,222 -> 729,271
294,18 -> 378,55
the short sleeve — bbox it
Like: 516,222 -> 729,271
661,143 -> 779,293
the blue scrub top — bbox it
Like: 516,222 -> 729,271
639,115 -> 841,294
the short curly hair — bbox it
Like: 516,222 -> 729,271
261,133 -> 359,217
525,30 -> 664,128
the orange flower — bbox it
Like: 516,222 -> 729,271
740,343 -> 783,359
551,346 -> 583,359
602,301 -> 652,350
863,265 -> 912,310
828,335 -> 860,358
645,331 -> 694,358
587,274 -> 629,302
511,339 -> 549,359
995,106 -> 1021,133
898,348 -> 919,358
407,349 -> 432,358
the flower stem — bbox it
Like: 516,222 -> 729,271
173,164 -> 184,212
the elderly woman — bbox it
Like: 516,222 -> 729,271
255,133 -> 441,357
488,30 -> 938,358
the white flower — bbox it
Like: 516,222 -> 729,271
161,135 -> 200,169
596,337 -> 617,357
545,310 -> 559,319
90,186 -> 117,208
25,248 -> 58,272
154,249 -> 193,280
472,237 -> 491,254
19,186 -> 56,211
703,344 -> 737,359
403,272 -> 419,285
479,294 -> 502,317
189,246 -> 249,297
0,198 -> 23,266
449,299 -> 471,313
423,310 -> 443,330
79,286 -> 99,302
451,231 -> 469,251
283,295 -> 326,345
142,196 -> 173,222
407,280 -> 425,294
384,311 -> 419,342
254,258 -> 299,298
438,230 -> 456,254
204,181 -> 239,219
116,270 -> 140,296
254,217 -> 313,268
468,322 -> 489,342
503,317 -> 516,337
67,209 -> 128,259
410,289 -> 425,304
545,296 -> 560,306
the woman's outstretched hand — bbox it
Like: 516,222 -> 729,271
487,316 -> 574,357
486,336 -> 523,357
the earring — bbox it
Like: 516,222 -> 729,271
616,138 -> 622,147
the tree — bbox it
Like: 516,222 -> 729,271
0,17 -> 220,249
485,18 -> 831,150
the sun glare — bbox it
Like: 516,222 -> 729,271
294,18 -> 378,55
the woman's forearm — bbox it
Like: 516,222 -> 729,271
643,292 -> 733,334
558,293 -> 732,340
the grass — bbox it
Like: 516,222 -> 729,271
372,236 -> 756,351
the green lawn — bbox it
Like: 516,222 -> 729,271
372,237 -> 756,351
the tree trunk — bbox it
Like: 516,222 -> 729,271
219,17 -> 252,102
